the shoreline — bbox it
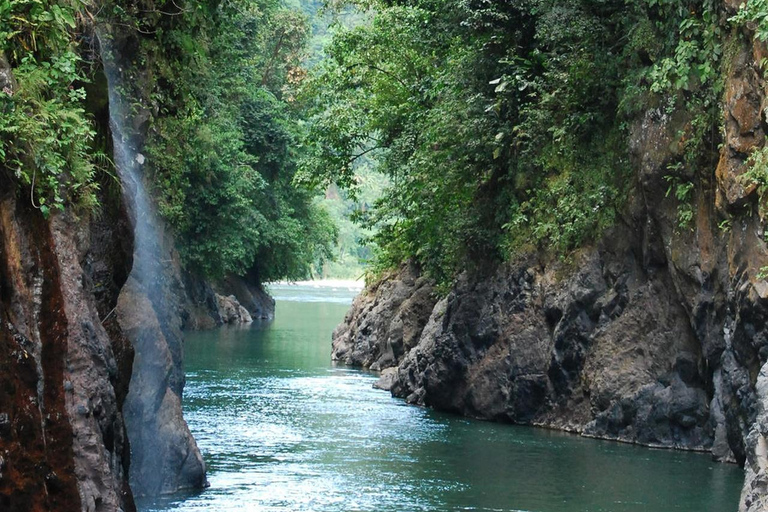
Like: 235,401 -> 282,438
268,279 -> 365,289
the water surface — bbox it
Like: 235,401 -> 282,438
139,284 -> 743,512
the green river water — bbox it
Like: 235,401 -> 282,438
139,284 -> 744,512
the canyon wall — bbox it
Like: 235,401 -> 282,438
0,176 -> 135,510
0,29 -> 274,508
333,11 -> 768,512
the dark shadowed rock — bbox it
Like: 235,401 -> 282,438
216,294 -> 253,324
332,262 -> 437,371
181,272 -> 222,330
384,247 -> 716,447
0,175 -> 136,511
218,273 -> 275,321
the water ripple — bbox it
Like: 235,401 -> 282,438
139,288 -> 743,512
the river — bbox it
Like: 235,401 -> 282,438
138,284 -> 743,512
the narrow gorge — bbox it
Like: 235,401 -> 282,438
3,0 -> 768,511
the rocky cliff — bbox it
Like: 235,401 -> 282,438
0,176 -> 135,511
332,11 -> 768,512
0,26 -> 274,509
0,164 -> 270,510
99,20 -> 278,497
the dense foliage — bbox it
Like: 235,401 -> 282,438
0,0 -> 101,215
101,0 -> 336,280
2,0 -> 744,287
1,0 -> 338,283
731,0 -> 768,44
300,0 -> 728,285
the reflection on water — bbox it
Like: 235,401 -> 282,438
139,286 -> 743,512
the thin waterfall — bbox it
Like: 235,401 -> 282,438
100,46 -> 160,296
99,32 -> 206,497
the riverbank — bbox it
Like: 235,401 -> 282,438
269,279 -> 365,290
141,284 -> 743,512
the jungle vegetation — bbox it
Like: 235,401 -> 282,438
299,0 -> 730,286
1,0 -> 758,287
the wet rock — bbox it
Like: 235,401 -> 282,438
0,176 -> 135,511
215,294 -> 253,325
373,368 -> 399,391
117,277 -> 206,497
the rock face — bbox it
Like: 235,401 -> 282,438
217,273 -> 276,321
391,251 -> 717,445
0,177 -> 136,511
181,272 -> 224,331
0,157 -> 250,509
117,271 -> 207,497
1,11 -> 276,510
332,262 -> 436,372
215,294 -> 253,325
333,14 -> 768,512
742,364 -> 768,511
0,51 -> 17,95
99,22 -> 275,498
102,28 -> 209,497
0,25 -> 276,508
182,272 -> 271,329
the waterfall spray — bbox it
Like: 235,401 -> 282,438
99,32 -> 207,497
